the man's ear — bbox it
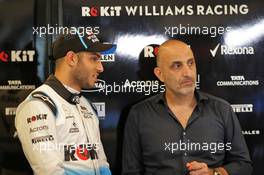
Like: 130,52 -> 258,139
154,67 -> 164,82
65,51 -> 78,67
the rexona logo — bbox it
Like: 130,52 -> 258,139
0,50 -> 35,62
210,44 -> 254,57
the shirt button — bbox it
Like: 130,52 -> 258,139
183,132 -> 186,136
184,152 -> 187,156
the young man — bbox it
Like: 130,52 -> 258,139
122,40 -> 252,175
15,32 -> 116,175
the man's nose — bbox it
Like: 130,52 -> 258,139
182,64 -> 192,76
97,61 -> 104,73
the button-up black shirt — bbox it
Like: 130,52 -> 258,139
122,91 -> 252,175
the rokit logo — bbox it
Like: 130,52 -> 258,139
82,6 -> 122,16
231,104 -> 253,113
210,43 -> 254,57
5,107 -> 17,116
82,5 -> 249,17
0,80 -> 36,90
64,144 -> 99,161
144,45 -> 159,58
139,44 -> 161,81
217,75 -> 259,87
0,50 -> 35,62
0,51 -> 8,62
27,114 -> 47,123
92,102 -> 105,120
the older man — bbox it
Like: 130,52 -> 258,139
122,40 -> 252,175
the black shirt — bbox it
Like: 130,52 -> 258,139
122,91 -> 252,175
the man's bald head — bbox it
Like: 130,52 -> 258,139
156,40 -> 194,67
154,39 -> 197,96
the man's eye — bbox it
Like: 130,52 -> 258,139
91,56 -> 100,61
172,63 -> 181,69
188,60 -> 195,66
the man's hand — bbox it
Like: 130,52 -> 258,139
187,161 -> 214,175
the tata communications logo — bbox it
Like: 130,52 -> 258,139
0,50 -> 35,62
210,43 -> 254,57
0,80 -> 36,90
217,75 -> 259,87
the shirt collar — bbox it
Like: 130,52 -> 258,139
154,90 -> 209,105
44,75 -> 81,104
63,84 -> 80,94
195,90 -> 209,102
